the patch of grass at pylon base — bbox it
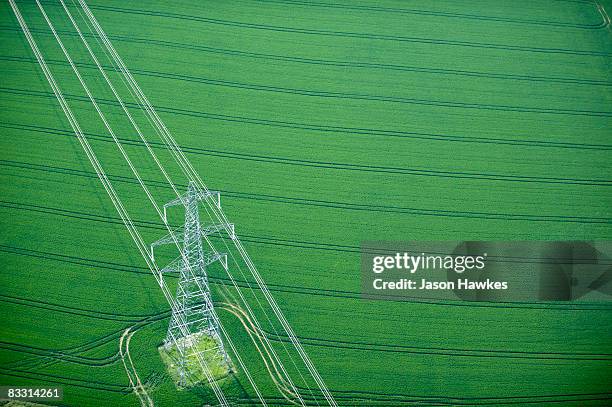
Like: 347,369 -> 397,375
158,332 -> 233,389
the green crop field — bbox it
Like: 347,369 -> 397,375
1,0 -> 611,406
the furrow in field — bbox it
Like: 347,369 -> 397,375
0,366 -> 128,393
3,242 -> 612,321
2,56 -> 611,118
263,330 -> 612,361
247,0 -> 610,30
0,294 -> 162,321
84,4 -> 612,57
1,158 -> 610,224
1,96 -> 611,186
0,341 -> 121,367
3,29 -> 610,87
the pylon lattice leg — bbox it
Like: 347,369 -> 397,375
153,182 -> 230,386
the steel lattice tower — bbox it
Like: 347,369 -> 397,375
151,181 -> 234,386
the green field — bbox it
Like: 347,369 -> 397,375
1,0 -> 611,406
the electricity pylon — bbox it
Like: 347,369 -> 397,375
151,181 -> 234,386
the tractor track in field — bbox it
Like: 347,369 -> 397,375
1,304 -> 168,371
0,200 -> 610,271
1,201 -> 611,271
253,389 -> 612,406
1,277 -> 610,403
3,56 -> 612,120
0,365 -> 129,393
0,293 -> 160,322
2,316 -> 166,371
290,384 -> 612,406
2,292 -> 608,405
78,4 -> 612,57
1,201 -> 612,310
249,0 -> 611,30
596,0 -> 612,31
263,329 -> 612,361
4,219 -> 612,276
2,157 -> 611,224
2,108 -> 612,187
219,300 -> 612,406
3,244 -> 612,313
2,331 -> 126,370
219,302 -> 302,405
2,366 -> 610,406
4,68 -> 612,120
2,245 -> 611,361
119,327 -> 154,407
2,86 -> 611,150
3,32 -> 611,87
0,341 -> 120,367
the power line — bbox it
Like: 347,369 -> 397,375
12,1 -> 230,404
75,2 -> 337,404
12,0 -> 337,404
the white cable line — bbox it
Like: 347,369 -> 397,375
70,2 -> 311,404
57,4 -> 268,404
58,0 -> 182,201
36,0 -> 165,223
72,4 -> 322,404
13,2 -> 229,404
76,3 -> 337,404
38,5 -> 238,403
198,199 -> 315,405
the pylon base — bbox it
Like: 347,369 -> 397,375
159,332 -> 233,390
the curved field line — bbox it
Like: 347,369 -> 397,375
125,330 -> 154,406
219,302 -> 301,406
3,57 -> 612,119
263,330 -> 612,361
0,341 -> 120,367
3,30 -> 610,87
596,0 -> 612,30
82,4 -> 612,57
119,328 -> 144,406
3,244 -> 612,315
249,0 -> 610,30
2,308 -> 168,371
2,94 -> 611,186
0,366 -> 128,393
2,158 -> 610,224
119,327 -> 154,407
222,302 -> 296,393
0,293 -> 159,321
3,86 -> 611,150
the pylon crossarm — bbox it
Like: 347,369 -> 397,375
160,256 -> 183,273
202,223 -> 235,239
151,183 -> 232,389
204,252 -> 228,269
163,193 -> 187,221
165,193 -> 186,208
151,226 -> 185,260
197,190 -> 221,208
